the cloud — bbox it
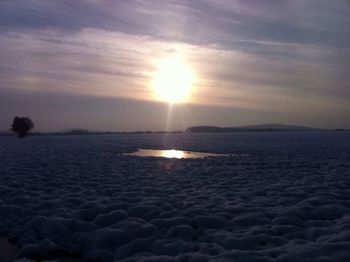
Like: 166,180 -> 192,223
0,0 -> 349,129
2,0 -> 347,46
1,28 -> 349,111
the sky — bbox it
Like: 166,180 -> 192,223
0,0 -> 349,131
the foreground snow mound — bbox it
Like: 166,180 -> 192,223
1,132 -> 350,261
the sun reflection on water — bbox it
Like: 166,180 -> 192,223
125,149 -> 234,159
162,149 -> 185,159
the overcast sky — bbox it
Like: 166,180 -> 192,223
1,0 -> 349,131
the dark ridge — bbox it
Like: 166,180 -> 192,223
186,123 -> 324,133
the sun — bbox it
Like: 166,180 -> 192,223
152,56 -> 194,103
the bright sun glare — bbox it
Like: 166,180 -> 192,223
162,149 -> 185,159
153,56 -> 194,103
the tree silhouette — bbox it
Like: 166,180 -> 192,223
11,117 -> 34,138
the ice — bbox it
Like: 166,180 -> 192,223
125,149 -> 233,159
0,132 -> 350,261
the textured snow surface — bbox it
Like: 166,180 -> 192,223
1,132 -> 350,261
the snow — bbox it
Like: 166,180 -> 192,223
0,132 -> 350,261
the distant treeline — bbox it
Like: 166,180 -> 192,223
57,129 -> 183,135
186,124 -> 327,133
1,125 -> 348,137
0,129 -> 183,136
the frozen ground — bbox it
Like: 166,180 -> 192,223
0,132 -> 350,262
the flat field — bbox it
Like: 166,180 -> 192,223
1,132 -> 350,261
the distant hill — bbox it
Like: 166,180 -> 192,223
0,130 -> 11,136
186,124 -> 323,133
57,128 -> 91,135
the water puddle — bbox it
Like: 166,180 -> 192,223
124,149 -> 239,159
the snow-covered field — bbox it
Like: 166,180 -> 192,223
1,132 -> 350,262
